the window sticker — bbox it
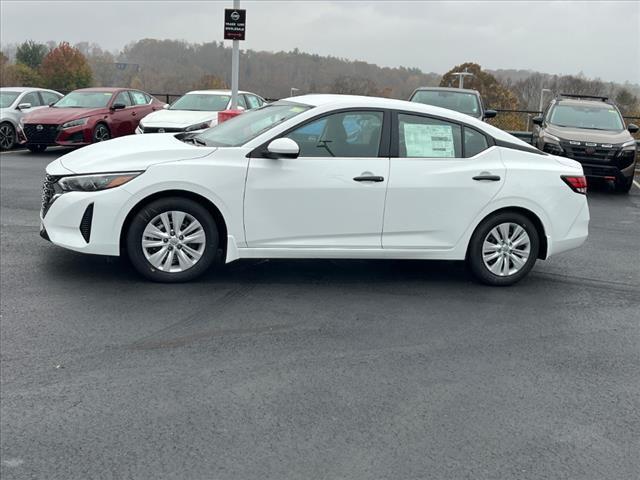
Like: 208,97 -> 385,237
403,123 -> 455,157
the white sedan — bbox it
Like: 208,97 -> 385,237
41,95 -> 589,285
135,89 -> 265,134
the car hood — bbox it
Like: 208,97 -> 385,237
23,107 -> 107,125
546,124 -> 632,144
51,133 -> 216,174
140,109 -> 219,128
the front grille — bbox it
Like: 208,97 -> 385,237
560,142 -> 618,164
41,174 -> 60,218
143,126 -> 184,133
79,203 -> 94,243
23,124 -> 60,144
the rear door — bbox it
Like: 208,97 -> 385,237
130,90 -> 154,127
382,112 -> 505,249
244,109 -> 390,248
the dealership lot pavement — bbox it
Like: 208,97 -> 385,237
1,148 -> 639,480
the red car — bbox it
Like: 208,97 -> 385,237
20,87 -> 166,152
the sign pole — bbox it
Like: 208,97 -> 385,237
230,0 -> 240,109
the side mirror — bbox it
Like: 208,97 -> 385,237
17,103 -> 32,110
266,138 -> 299,158
532,116 -> 544,126
627,123 -> 639,133
483,109 -> 497,119
163,104 -> 170,109
111,103 -> 126,110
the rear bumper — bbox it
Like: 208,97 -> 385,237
547,200 -> 589,257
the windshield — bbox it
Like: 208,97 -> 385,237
411,90 -> 481,116
171,94 -> 231,111
0,91 -> 20,108
54,91 -> 113,108
548,104 -> 624,131
196,102 -> 312,147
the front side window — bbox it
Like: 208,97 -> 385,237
54,91 -> 113,108
464,127 -> 489,157
411,90 -> 481,117
0,91 -> 20,108
21,92 -> 42,107
398,113 -> 462,158
285,111 -> 384,157
130,91 -> 149,105
170,94 -> 231,112
548,104 -> 624,131
114,91 -> 132,107
196,101 -> 311,147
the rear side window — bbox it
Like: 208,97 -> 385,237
464,127 -> 489,157
397,113 -> 462,158
130,91 -> 149,105
245,95 -> 261,109
41,91 -> 62,105
114,91 -> 132,106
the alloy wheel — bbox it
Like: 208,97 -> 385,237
0,124 -> 15,150
482,222 -> 531,277
94,125 -> 110,142
141,211 -> 206,273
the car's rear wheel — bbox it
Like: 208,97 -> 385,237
0,122 -> 16,151
126,197 -> 219,282
467,212 -> 539,286
27,144 -> 47,153
615,175 -> 634,194
93,123 -> 111,143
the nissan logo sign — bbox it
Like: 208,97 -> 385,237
230,10 -> 240,21
158,128 -> 165,133
36,125 -> 44,131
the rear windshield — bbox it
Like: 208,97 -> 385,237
548,104 -> 624,131
0,91 -> 20,108
170,94 -> 231,111
54,91 -> 114,108
411,90 -> 481,117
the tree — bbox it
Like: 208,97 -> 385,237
1,63 -> 42,87
192,74 -> 227,90
40,42 -> 92,90
15,40 -> 49,70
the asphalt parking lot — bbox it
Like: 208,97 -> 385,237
1,148 -> 639,480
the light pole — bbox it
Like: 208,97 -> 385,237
451,71 -> 474,89
290,87 -> 299,97
230,0 -> 240,109
538,88 -> 552,114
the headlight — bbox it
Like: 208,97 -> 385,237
57,172 -> 142,192
621,140 -> 637,150
541,132 -> 561,144
185,122 -> 210,132
61,118 -> 89,129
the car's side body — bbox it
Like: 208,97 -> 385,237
0,87 -> 63,149
136,89 -> 266,134
20,88 -> 165,149
42,95 -> 589,274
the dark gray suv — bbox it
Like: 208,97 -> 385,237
409,87 -> 497,121
532,94 -> 638,193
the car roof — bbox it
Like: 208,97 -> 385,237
185,90 -> 255,96
412,87 -> 481,95
555,98 -> 615,109
71,87 -> 128,93
285,94 -> 529,147
0,87 -> 58,93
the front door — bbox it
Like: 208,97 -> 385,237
244,110 -> 390,248
383,112 -> 506,249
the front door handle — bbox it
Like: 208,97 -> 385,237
473,174 -> 501,181
353,175 -> 384,182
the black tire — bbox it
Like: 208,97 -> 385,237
27,144 -> 47,153
615,175 -> 634,194
126,197 -> 219,282
92,123 -> 111,143
0,122 -> 16,151
467,211 -> 539,286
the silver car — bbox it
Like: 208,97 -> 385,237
0,87 -> 63,150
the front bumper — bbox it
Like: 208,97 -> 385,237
22,123 -> 91,146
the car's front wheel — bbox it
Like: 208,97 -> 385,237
0,122 -> 16,151
467,212 -> 539,286
615,175 -> 634,194
93,123 -> 111,143
126,197 -> 219,282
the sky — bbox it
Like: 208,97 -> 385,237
1,0 -> 639,84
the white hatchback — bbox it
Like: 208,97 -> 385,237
41,95 -> 589,285
135,89 -> 265,134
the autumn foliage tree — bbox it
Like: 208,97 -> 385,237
39,42 -> 92,91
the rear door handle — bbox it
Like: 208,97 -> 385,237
353,176 -> 384,182
473,174 -> 501,181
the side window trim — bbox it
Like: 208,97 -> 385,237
249,108 -> 392,158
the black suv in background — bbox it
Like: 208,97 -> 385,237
532,94 -> 638,193
409,87 -> 497,121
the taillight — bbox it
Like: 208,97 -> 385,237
561,175 -> 587,194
